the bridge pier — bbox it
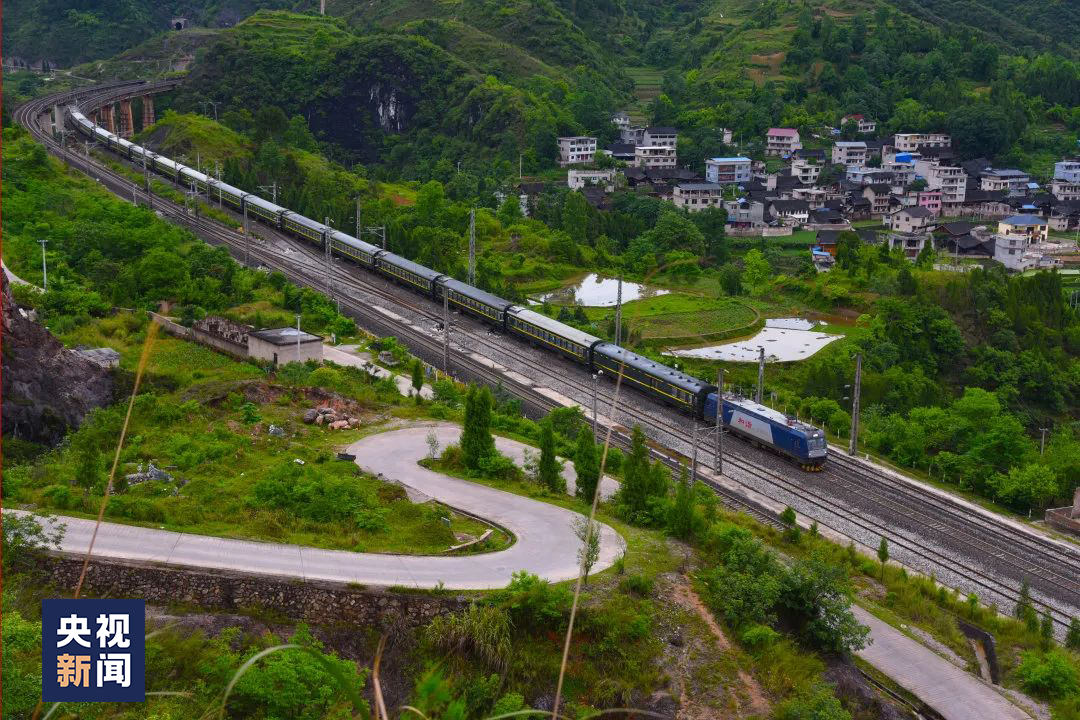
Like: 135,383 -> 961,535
141,95 -> 156,129
101,104 -> 116,134
119,98 -> 134,138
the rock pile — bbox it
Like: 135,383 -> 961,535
303,407 -> 361,429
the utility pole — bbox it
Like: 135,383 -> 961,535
468,208 -> 476,286
38,238 -> 48,291
756,346 -> 765,403
355,196 -> 361,241
296,314 -> 302,358
614,276 -> 623,346
592,370 -> 603,440
1040,427 -> 1049,456
243,202 -> 250,267
259,182 -> 277,205
690,425 -> 699,486
519,153 -> 523,179
323,217 -> 332,300
215,160 -> 222,207
849,353 -> 862,455
442,290 -> 450,374
715,368 -> 724,476
132,181 -> 138,205
320,0 -> 326,14
142,143 -> 152,212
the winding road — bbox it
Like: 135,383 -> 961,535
17,424 -> 624,590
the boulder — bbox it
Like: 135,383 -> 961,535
317,407 -> 333,415
302,409 -> 319,424
315,414 -> 325,426
329,420 -> 349,430
348,418 -> 361,428
268,424 -> 285,437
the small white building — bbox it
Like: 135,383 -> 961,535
557,136 -> 597,166
634,145 -> 676,169
705,156 -> 752,184
643,126 -> 678,149
672,183 -> 724,212
248,327 -> 323,366
612,111 -> 630,131
567,169 -> 616,191
841,114 -> 877,133
832,141 -> 868,167
887,205 -> 935,233
1051,179 -> 1080,201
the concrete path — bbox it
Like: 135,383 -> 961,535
16,425 -> 624,590
2,261 -> 35,288
323,344 -> 434,400
854,607 -> 1032,720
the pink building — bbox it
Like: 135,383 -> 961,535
917,189 -> 942,216
766,128 -> 802,156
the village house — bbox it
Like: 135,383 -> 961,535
832,141 -> 868,167
557,136 -> 597,166
841,114 -> 877,134
846,167 -> 894,185
916,189 -> 942,215
724,198 -> 766,229
893,132 -> 951,153
934,222 -> 995,260
643,127 -> 678,150
887,205 -> 936,233
998,214 -> 1049,242
672,182 -> 724,212
567,169 -> 616,191
920,162 -> 967,210
634,145 -> 677,169
980,168 -> 1031,195
612,111 -> 630,132
1051,178 -> 1080,201
769,199 -> 810,226
862,183 -> 893,218
888,232 -> 930,260
766,128 -> 802,156
791,157 -> 822,185
1054,160 -> 1080,183
705,156 -> 752,184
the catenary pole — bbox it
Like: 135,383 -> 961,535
715,368 -> 724,476
849,353 -> 862,455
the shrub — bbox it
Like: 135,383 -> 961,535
740,624 -> 780,651
425,604 -> 511,671
621,573 -> 654,597
489,571 -> 571,633
1016,650 -> 1080,699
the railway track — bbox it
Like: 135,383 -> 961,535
16,82 -> 1080,635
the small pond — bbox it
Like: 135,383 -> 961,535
533,273 -> 670,307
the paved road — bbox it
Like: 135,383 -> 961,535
18,424 -> 623,590
854,607 -> 1032,720
323,344 -> 434,400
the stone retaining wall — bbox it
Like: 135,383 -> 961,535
42,555 -> 468,628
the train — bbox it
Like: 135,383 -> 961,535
68,108 -> 828,470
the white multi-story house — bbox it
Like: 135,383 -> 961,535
847,167 -> 893,185
832,141 -> 868,167
567,169 -> 616,191
1054,160 -> 1080,183
766,128 -> 802,156
612,111 -> 630,132
643,127 -> 678,149
705,156 -> 752,184
883,160 -> 915,186
980,168 -> 1031,195
724,198 -> 766,228
1050,179 -> 1080,201
994,232 -> 1033,270
894,133 -> 951,152
672,183 -> 724,212
841,114 -> 877,133
557,136 -> 597,166
921,163 -> 967,209
634,145 -> 676,169
791,158 -> 821,185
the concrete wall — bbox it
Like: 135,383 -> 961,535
149,312 -> 192,340
192,329 -> 249,359
41,555 -> 468,628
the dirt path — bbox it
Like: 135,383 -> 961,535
668,575 -> 770,718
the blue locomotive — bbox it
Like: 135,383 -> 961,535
69,106 -> 829,471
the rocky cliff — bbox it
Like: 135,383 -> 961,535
2,274 -> 115,444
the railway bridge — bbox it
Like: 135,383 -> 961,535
38,79 -> 180,143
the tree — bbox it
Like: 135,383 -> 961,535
462,385 -> 495,471
538,417 -> 563,493
496,194 -> 523,227
781,551 -> 870,653
668,463 -> 695,541
73,440 -> 102,491
877,537 -> 889,580
835,231 -> 861,271
1067,617 -> 1080,651
719,263 -> 742,296
897,264 -> 917,295
411,360 -> 424,397
3,512 -> 64,574
1015,578 -> 1037,628
1040,610 -> 1054,650
997,464 -> 1059,511
573,516 -> 601,585
573,426 -> 600,503
774,683 -> 852,720
562,191 -> 590,245
741,249 -> 771,296
617,426 -> 652,523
